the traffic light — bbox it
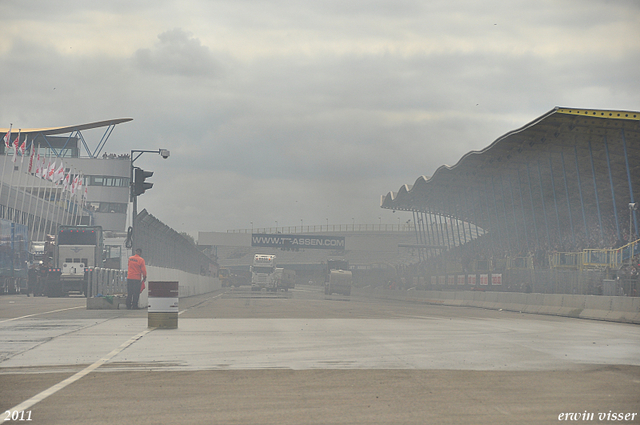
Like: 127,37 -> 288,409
134,167 -> 153,196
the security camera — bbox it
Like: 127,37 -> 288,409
159,149 -> 170,159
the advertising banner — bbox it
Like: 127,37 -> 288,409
431,276 -> 436,285
467,274 -> 476,285
438,275 -> 445,285
447,275 -> 455,285
457,275 -> 465,285
480,274 -> 489,285
251,233 -> 345,250
491,273 -> 502,286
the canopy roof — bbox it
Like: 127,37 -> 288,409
381,107 -> 640,250
0,118 -> 132,136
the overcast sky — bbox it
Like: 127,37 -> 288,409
1,0 -> 639,238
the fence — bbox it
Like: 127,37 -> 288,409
86,267 -> 128,297
228,223 -> 415,234
134,209 -> 213,276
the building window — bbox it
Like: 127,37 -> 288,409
86,175 -> 130,187
86,202 -> 127,214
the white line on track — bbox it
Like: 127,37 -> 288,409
0,305 -> 85,324
0,327 -> 154,421
0,290 -> 227,419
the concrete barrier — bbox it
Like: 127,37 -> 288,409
139,266 -> 221,307
86,295 -> 126,310
352,287 -> 640,324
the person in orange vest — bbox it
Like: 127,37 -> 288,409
126,248 -> 147,310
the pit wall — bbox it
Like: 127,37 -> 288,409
138,265 -> 221,307
352,287 -> 640,325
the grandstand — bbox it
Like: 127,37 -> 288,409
381,107 -> 640,296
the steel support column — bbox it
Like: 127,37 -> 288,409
412,210 -> 424,262
621,129 -> 638,239
604,135 -> 621,241
526,164 -> 540,247
536,160 -> 552,247
548,153 -> 562,235
574,145 -> 589,242
560,150 -> 576,248
499,175 -> 516,251
588,140 -> 604,241
457,192 -> 468,244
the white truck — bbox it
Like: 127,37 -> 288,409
251,254 -> 277,291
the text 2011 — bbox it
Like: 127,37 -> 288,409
3,411 -> 32,421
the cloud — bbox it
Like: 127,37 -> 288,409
133,28 -> 223,77
0,0 -> 639,238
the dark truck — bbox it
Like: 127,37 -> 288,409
45,225 -> 106,297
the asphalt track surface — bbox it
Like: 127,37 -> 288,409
1,285 -> 639,425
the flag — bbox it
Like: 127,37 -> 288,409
11,133 -> 19,163
2,128 -> 10,149
35,151 -> 41,176
47,161 -> 56,181
28,145 -> 36,173
19,137 -> 26,164
39,156 -> 47,178
71,175 -> 78,195
54,162 -> 65,183
63,172 -> 70,191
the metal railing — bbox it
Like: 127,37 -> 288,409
228,223 -> 415,234
87,267 -> 128,297
546,239 -> 640,269
549,252 -> 582,269
507,256 -> 534,270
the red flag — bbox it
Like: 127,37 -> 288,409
28,145 -> 36,173
11,134 -> 19,163
2,129 -> 10,149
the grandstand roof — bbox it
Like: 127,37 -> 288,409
0,118 -> 133,136
381,107 -> 640,249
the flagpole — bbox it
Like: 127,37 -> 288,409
70,171 -> 80,226
0,124 -> 12,218
6,130 -> 20,221
32,149 -> 46,240
12,133 -> 26,225
23,143 -> 38,235
60,168 -> 69,226
51,161 -> 64,232
43,159 -> 57,237
36,153 -> 52,239
18,137 -> 30,226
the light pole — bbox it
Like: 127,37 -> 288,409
128,148 -> 170,249
629,203 -> 637,262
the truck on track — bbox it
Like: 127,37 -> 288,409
219,267 -> 232,287
274,267 -> 296,292
45,225 -> 106,297
251,254 -> 277,291
324,259 -> 352,296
